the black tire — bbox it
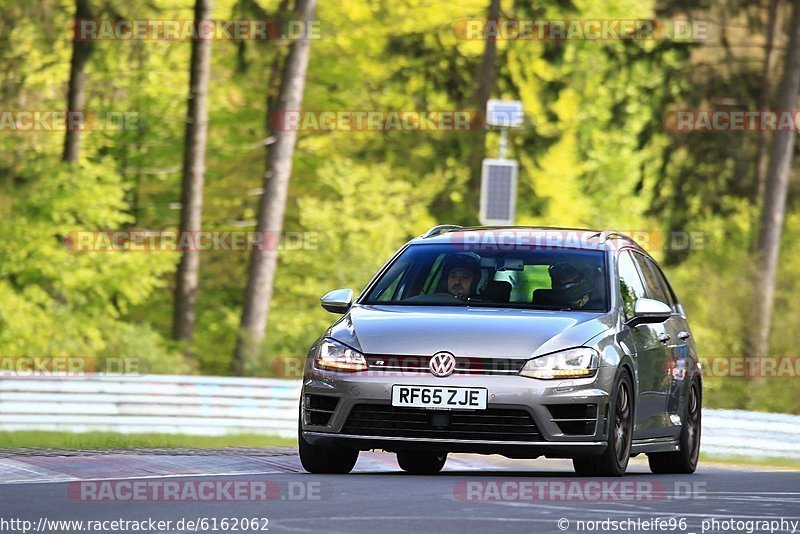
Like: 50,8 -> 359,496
573,371 -> 634,477
648,380 -> 701,474
396,451 -> 448,474
298,420 -> 358,474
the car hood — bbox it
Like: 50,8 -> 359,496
328,304 -> 614,359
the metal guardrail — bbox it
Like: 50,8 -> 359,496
702,409 -> 800,460
0,374 -> 301,439
1,374 -> 798,459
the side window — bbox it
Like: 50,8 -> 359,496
617,251 -> 646,320
631,252 -> 671,307
662,275 -> 680,310
644,258 -> 677,310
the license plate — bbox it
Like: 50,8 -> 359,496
391,385 -> 487,410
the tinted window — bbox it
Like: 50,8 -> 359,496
363,244 -> 609,311
369,253 -> 413,302
617,251 -> 646,320
631,252 -> 671,306
641,255 -> 677,309
653,265 -> 679,309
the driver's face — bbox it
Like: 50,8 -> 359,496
447,267 -> 474,297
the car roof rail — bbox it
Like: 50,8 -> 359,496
589,230 -> 635,245
422,224 -> 463,238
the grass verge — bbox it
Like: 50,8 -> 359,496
0,431 -> 297,449
700,453 -> 800,469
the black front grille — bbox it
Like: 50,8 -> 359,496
365,355 -> 523,375
305,394 -> 339,426
342,403 -> 542,442
547,403 -> 598,436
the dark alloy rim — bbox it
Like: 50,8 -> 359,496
685,384 -> 700,460
614,380 -> 632,465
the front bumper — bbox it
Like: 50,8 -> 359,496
300,365 -> 616,458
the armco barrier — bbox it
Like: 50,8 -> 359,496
701,408 -> 800,460
0,374 -> 301,439
0,374 -> 798,459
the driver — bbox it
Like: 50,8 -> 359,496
443,254 -> 481,298
548,262 -> 594,309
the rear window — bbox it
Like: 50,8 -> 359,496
362,244 -> 609,311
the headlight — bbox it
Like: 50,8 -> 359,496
314,338 -> 368,372
519,347 -> 599,379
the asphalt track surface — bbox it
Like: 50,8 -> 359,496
1,448 -> 799,534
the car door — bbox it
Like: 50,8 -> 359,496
630,251 -> 679,438
639,256 -> 695,438
616,249 -> 672,439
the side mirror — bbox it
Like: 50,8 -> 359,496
320,288 -> 354,314
626,298 -> 672,328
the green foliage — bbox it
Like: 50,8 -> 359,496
665,211 -> 800,414
0,158 -> 183,369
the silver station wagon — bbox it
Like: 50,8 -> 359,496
298,226 -> 702,477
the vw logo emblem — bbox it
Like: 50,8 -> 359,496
429,351 -> 456,378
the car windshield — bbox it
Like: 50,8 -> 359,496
362,244 -> 609,311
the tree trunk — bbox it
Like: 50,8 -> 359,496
750,0 -> 800,357
172,0 -> 213,344
233,0 -> 317,375
466,0 -> 500,218
266,0 -> 293,116
63,0 -> 93,163
754,0 -> 781,203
